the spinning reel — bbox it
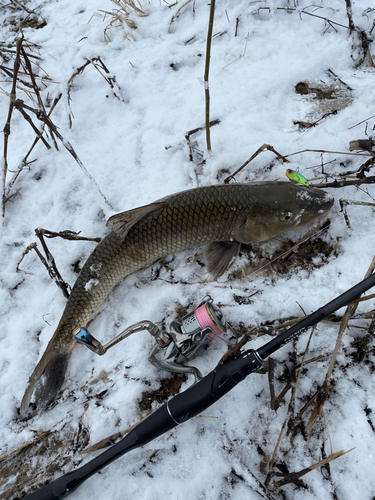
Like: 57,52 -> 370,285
74,298 -> 227,384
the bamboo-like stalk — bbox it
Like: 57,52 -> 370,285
345,0 -> 355,34
2,36 -> 23,219
204,0 -> 216,151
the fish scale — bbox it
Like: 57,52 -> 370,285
20,182 -> 334,414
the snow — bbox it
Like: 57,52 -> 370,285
1,0 -> 375,499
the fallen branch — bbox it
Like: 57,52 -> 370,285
14,99 -> 52,149
17,234 -> 70,299
339,198 -> 375,228
185,119 -> 220,163
336,155 -> 375,179
21,45 -> 59,149
9,0 -> 35,15
2,46 -> 112,211
255,6 -> 350,30
327,68 -> 353,91
286,148 -> 372,158
41,228 -> 102,242
4,94 -> 62,202
215,332 -> 249,365
224,144 -> 289,184
16,228 -> 102,298
0,63 -> 34,89
80,416 -> 149,454
311,175 -> 375,188
67,57 -> 126,127
88,57 -> 127,103
222,429 -> 279,500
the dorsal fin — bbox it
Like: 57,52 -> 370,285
106,202 -> 165,240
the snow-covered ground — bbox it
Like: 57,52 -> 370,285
1,0 -> 375,498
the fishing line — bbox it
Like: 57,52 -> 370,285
208,222 -> 331,304
177,222 -> 332,352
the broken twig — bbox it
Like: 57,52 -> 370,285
339,198 -> 375,228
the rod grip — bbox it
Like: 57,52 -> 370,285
23,350 -> 263,500
168,350 -> 263,423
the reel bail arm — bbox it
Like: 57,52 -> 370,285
74,321 -> 170,355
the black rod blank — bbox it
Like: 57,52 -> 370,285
257,272 -> 375,360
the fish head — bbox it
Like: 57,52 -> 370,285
235,182 -> 334,243
259,182 -> 334,238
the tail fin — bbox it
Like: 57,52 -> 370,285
20,351 -> 70,415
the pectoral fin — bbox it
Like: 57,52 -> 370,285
106,202 -> 165,240
205,241 -> 241,280
233,216 -> 270,244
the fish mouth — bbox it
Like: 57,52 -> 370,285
307,208 -> 332,228
318,207 -> 332,221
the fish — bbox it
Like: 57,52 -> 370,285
20,182 -> 334,415
286,169 -> 310,187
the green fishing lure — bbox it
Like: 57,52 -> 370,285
285,169 -> 310,187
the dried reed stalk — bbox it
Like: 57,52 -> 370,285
306,254 -> 375,433
274,448 -> 353,487
2,36 -> 23,219
265,328 -> 315,487
204,0 -> 216,151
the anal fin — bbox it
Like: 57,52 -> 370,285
205,241 -> 241,280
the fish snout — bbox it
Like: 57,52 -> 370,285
313,190 -> 334,219
298,187 -> 334,226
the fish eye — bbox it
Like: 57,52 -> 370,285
278,211 -> 293,221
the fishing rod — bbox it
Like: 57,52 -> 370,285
24,272 -> 375,500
